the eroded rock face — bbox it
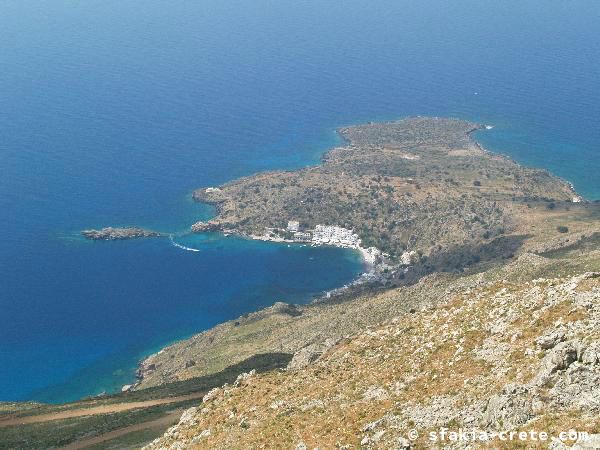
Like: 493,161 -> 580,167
481,384 -> 534,429
581,343 -> 600,365
81,227 -> 160,240
536,327 -> 567,350
190,221 -> 221,233
286,337 -> 340,371
534,341 -> 579,387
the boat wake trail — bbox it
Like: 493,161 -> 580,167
169,234 -> 201,253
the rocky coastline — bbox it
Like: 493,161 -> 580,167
133,117 -> 599,395
79,117 -> 598,407
10,117 -> 597,450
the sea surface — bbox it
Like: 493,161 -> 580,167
1,0 -> 599,402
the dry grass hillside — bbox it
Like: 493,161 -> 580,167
134,117 -> 600,449
136,232 -> 600,391
144,246 -> 600,449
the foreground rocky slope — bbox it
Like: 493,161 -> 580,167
145,264 -> 600,449
136,231 -> 600,390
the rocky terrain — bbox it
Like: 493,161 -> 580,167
129,118 -> 600,449
136,118 -> 600,390
144,263 -> 600,449
81,227 -> 161,240
191,118 -> 578,268
135,230 -> 600,389
7,117 -> 598,449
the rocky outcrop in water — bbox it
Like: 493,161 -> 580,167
81,227 -> 160,240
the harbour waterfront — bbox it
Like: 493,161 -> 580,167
1,0 -> 599,402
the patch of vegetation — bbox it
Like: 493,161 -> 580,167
539,232 -> 600,259
0,353 -> 292,449
0,403 -> 185,450
87,427 -> 167,450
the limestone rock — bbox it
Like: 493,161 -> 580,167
534,341 -> 579,386
581,342 -> 600,365
571,434 -> 600,449
481,384 -> 534,429
536,328 -> 566,350
287,337 -> 340,370
363,385 -> 389,401
179,407 -> 198,426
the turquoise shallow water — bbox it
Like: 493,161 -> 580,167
1,0 -> 599,402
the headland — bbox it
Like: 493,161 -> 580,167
134,117 -> 599,389
7,117 -> 600,449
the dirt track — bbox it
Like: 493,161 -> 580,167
0,392 -> 204,427
58,409 -> 183,450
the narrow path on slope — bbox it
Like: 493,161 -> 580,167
58,409 -> 184,450
0,392 -> 204,427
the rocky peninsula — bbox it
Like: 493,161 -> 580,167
81,227 -> 161,240
4,117 -> 600,449
135,117 -> 600,391
189,117 -> 584,287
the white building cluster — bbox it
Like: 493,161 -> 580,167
293,231 -> 312,241
312,224 -> 360,247
400,250 -> 418,266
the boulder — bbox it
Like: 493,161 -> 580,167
287,337 -> 340,370
536,328 -> 566,350
581,342 -> 600,365
179,407 -> 198,426
571,434 -> 600,449
481,384 -> 533,429
534,341 -> 578,386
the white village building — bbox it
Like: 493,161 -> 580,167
312,225 -> 360,247
293,231 -> 312,241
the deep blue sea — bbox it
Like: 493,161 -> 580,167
1,0 -> 599,403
